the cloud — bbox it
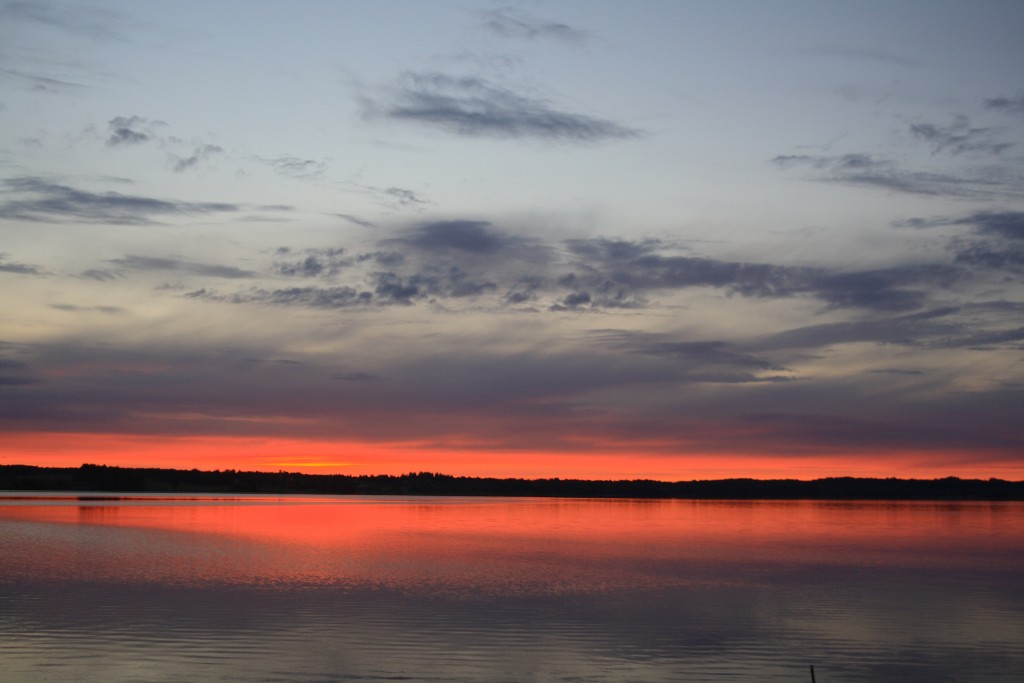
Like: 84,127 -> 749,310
363,72 -> 641,142
808,266 -> 957,312
986,93 -> 1024,117
896,210 -> 1024,239
332,213 -> 377,228
173,144 -> 224,173
751,307 -> 963,351
254,155 -> 327,179
749,303 -> 1024,353
953,211 -> 1024,241
591,331 -> 788,383
106,116 -> 166,147
770,153 -> 1021,199
108,255 -> 255,279
370,267 -> 498,304
0,67 -> 89,93
950,236 -> 1024,272
181,230 -> 963,315
398,220 -> 504,253
50,304 -> 125,314
0,253 -> 46,275
480,8 -> 589,44
273,247 -> 352,278
908,115 -> 1013,156
0,0 -> 124,41
79,269 -> 123,281
384,187 -> 431,208
0,176 -> 276,224
898,210 -> 1024,273
564,237 -> 950,312
187,286 -> 373,308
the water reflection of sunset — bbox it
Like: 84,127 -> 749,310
4,497 -> 1022,593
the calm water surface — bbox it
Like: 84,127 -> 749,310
1,495 -> 1022,682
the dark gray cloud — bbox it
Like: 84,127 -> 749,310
954,210 -> 1024,241
749,304 -> 1024,353
365,71 -> 640,142
0,253 -> 45,275
109,255 -> 255,279
399,220 -> 505,253
986,93 -> 1024,117
896,210 -> 1024,240
370,267 -> 498,304
898,210 -> 1024,273
549,274 -> 646,311
809,266 -> 957,312
0,176 -> 242,224
180,231 -> 965,315
273,247 -> 351,278
868,368 -> 927,376
751,307 -> 963,351
950,236 -> 1024,271
565,238 -> 952,312
187,286 -> 373,309
592,331 -> 788,384
481,9 -> 589,43
502,278 -> 542,306
908,115 -> 1012,156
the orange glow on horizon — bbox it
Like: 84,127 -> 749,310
2,431 -> 1022,481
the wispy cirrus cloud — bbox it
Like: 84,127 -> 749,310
253,155 -> 329,180
908,115 -> 1013,157
50,303 -> 125,314
480,8 -> 589,44
0,176 -> 286,224
362,71 -> 641,142
0,0 -> 125,41
108,255 -> 256,279
770,153 -> 1022,199
0,67 -> 90,93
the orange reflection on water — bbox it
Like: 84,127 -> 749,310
3,496 -> 1023,595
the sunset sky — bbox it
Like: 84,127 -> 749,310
2,0 -> 1022,480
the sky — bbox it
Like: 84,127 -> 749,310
1,0 -> 1023,480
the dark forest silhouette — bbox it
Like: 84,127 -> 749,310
2,464 -> 1022,500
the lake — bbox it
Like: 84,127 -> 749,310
1,494 -> 1022,682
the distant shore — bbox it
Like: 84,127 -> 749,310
2,464 -> 1022,500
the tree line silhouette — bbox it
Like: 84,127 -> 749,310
2,464 -> 1022,500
